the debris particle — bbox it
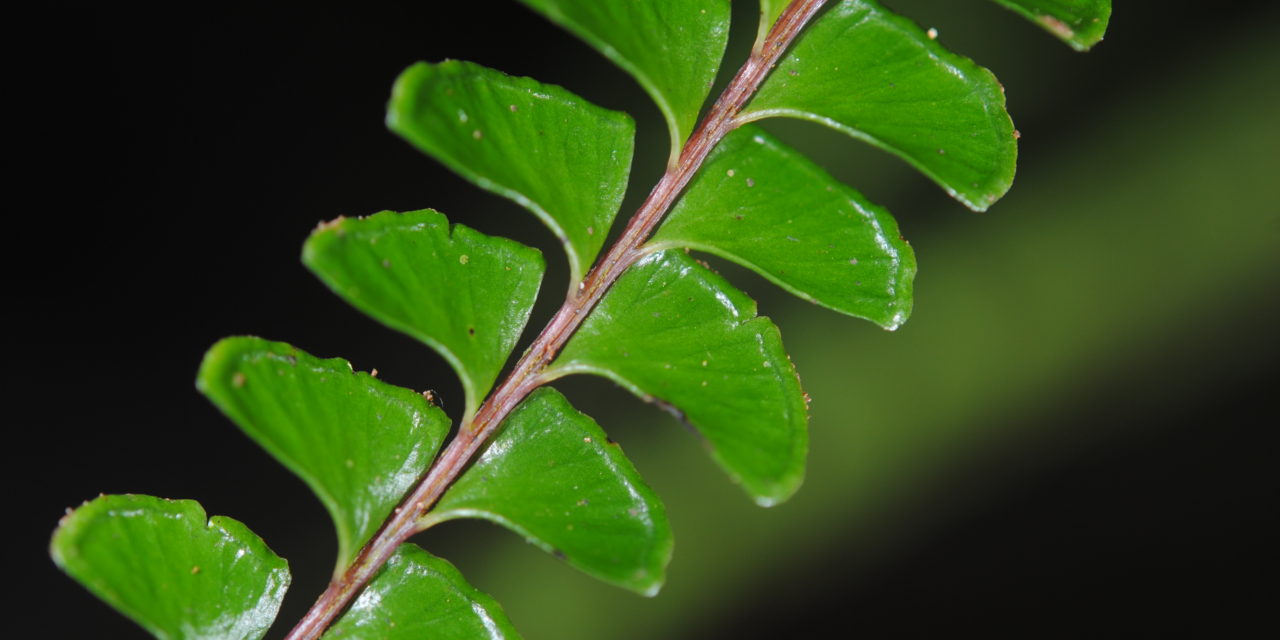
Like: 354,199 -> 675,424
849,258 -> 859,265
370,368 -> 378,378
232,372 -> 246,388
587,226 -> 595,236
927,27 -> 938,40
746,178 -> 755,187
583,436 -> 592,443
727,169 -> 735,177
191,565 -> 200,575
509,104 -> 518,112
459,254 -> 470,264
1013,129 -> 1022,139
472,129 -> 483,140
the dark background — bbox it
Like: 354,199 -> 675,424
21,1 -> 1277,638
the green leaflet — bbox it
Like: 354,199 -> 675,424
652,126 -> 915,329
388,61 -> 632,283
741,0 -> 1018,212
429,388 -> 672,595
989,0 -> 1112,51
550,251 -> 807,506
326,545 -> 520,639
197,337 -> 450,569
517,0 -> 730,161
50,495 -> 289,640
303,209 -> 545,419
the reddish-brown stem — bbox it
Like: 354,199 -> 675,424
284,2 -> 827,637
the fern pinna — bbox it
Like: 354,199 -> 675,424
50,1 -> 1110,638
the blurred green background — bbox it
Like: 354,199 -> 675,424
25,1 -> 1276,637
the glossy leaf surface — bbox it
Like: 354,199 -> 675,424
517,0 -> 730,158
197,337 -> 449,568
652,126 -> 915,329
990,0 -> 1111,51
430,388 -> 672,595
742,0 -> 1017,211
304,209 -> 544,417
326,545 -> 520,639
388,60 -> 632,282
551,251 -> 807,506
51,495 -> 289,640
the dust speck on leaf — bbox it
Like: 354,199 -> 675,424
746,178 -> 755,187
459,254 -> 470,265
232,372 -> 246,388
472,129 -> 483,140
927,27 -> 938,40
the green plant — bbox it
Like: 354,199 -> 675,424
50,1 -> 1110,638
